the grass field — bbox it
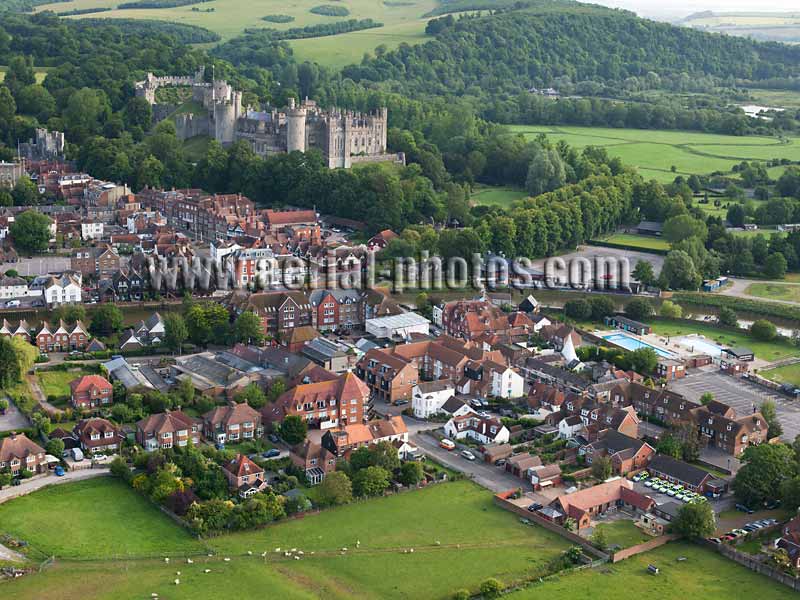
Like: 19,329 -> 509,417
34,0 -> 436,67
744,282 -> 800,302
36,368 -> 95,399
592,520 -> 651,550
761,363 -> 800,386
650,319 -> 800,362
508,125 -> 800,182
470,184 -> 529,208
505,541 -> 792,600
2,478 -> 572,599
748,88 -> 800,110
596,233 -> 670,251
0,478 -> 200,559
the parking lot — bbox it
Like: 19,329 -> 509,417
669,370 -> 800,441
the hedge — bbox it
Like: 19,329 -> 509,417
672,292 -> 800,322
587,239 -> 669,256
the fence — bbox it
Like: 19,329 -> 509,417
493,491 -> 609,561
611,534 -> 679,563
712,542 -> 800,591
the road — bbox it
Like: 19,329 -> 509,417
669,370 -> 800,441
0,468 -> 110,505
412,433 -> 524,492
718,277 -> 800,306
0,396 -> 31,433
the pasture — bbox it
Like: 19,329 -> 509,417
470,184 -> 529,208
34,0 -> 436,67
1,478 -> 572,599
508,125 -> 800,182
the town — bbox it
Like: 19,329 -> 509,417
3,3 -> 800,599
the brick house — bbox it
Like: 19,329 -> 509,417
136,410 -> 202,451
0,319 -> 31,342
356,348 -> 419,404
203,401 -> 263,444
264,371 -> 370,430
0,432 -> 47,475
290,440 -> 337,485
69,375 -> 114,410
582,430 -> 655,476
309,289 -> 365,331
321,416 -> 408,458
37,320 -> 90,352
228,290 -> 312,337
74,418 -> 124,454
223,453 -> 267,497
70,245 -> 120,278
552,479 -> 655,530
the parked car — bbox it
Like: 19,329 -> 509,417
439,439 -> 455,451
460,450 -> 476,461
5,299 -> 20,308
736,503 -> 755,514
92,454 -> 108,462
395,399 -> 409,406
263,449 -> 281,458
268,434 -> 280,444
494,458 -> 507,467
54,466 -> 65,476
527,503 -> 543,512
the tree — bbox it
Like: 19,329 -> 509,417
564,298 -> 592,320
718,307 -> 738,327
632,260 -> 655,286
760,399 -> 783,439
349,446 -> 373,472
90,304 -> 124,336
733,443 -> 797,507
659,300 -> 682,319
164,312 -> 188,354
16,84 -> 55,121
663,214 -> 707,244
9,210 -> 51,253
369,441 -> 401,472
525,146 -> 566,196
0,336 -> 21,387
625,298 -> 653,321
764,252 -> 787,279
316,471 -> 352,506
661,250 -> 701,290
726,203 -> 746,228
780,476 -> 800,511
398,461 -> 423,486
46,438 -> 65,458
629,347 -> 658,375
591,525 -> 608,550
699,392 -> 714,406
185,302 -> 230,346
236,382 -> 267,409
589,296 -> 616,321
11,336 -> 37,375
591,455 -> 612,481
352,465 -> 390,497
750,319 -> 777,341
12,175 -> 39,206
479,578 -> 503,599
673,501 -> 716,539
0,472 -> 12,489
656,434 -> 682,459
233,310 -> 264,345
280,415 -> 308,445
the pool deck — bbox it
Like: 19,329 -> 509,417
596,329 -> 685,360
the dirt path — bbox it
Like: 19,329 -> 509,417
24,374 -> 62,417
0,542 -> 25,562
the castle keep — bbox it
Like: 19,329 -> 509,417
135,69 -> 402,169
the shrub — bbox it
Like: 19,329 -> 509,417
479,578 -> 503,599
750,319 -> 777,341
309,4 -> 350,16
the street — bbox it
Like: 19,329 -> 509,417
669,370 -> 800,441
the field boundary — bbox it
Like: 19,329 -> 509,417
709,540 -> 800,591
587,239 -> 669,255
611,533 -> 679,562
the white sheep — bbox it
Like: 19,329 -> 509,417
187,558 -> 194,564
164,558 -> 169,563
224,557 -> 231,562
174,579 -> 180,585
247,551 -> 253,555
204,569 -> 211,573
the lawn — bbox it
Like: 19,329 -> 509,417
744,282 -> 800,303
36,368 -> 96,399
507,125 -> 800,182
504,541 -> 793,600
596,233 -> 670,252
761,363 -> 800,386
0,477 -> 201,559
593,520 -> 651,550
34,0 -> 436,67
1,479 -> 572,599
470,184 -> 530,209
650,319 -> 800,362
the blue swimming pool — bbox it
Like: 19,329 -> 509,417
602,333 -> 675,358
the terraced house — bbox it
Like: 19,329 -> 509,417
227,290 -> 313,337
36,319 -> 90,352
202,401 -> 263,444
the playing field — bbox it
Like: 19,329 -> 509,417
508,125 -> 800,182
1,477 -> 572,599
744,282 -> 800,302
596,233 -> 670,251
34,0 -> 436,67
761,363 -> 800,386
504,541 -> 793,600
470,185 -> 529,208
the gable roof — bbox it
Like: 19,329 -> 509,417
70,374 -> 112,394
225,453 -> 264,478
0,432 -> 45,463
648,454 -> 712,487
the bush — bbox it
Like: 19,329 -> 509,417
309,4 -> 350,16
625,298 -> 654,321
750,319 -> 777,341
262,13 -> 294,22
479,578 -> 503,599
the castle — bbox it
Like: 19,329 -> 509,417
135,68 -> 403,169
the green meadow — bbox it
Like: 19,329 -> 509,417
508,125 -> 800,182
35,0 -> 436,67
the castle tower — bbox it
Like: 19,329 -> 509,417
286,97 -> 307,153
214,101 -> 236,145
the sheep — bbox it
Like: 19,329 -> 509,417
174,579 -> 180,585
223,557 -> 231,562
164,558 -> 170,563
204,569 -> 211,574
187,558 -> 194,564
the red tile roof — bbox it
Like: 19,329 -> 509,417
70,374 -> 112,394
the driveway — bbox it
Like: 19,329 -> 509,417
0,396 -> 31,433
412,433 -> 526,492
0,468 -> 110,505
669,370 -> 800,441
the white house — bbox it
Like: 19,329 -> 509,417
412,380 -> 456,419
365,312 -> 430,339
31,272 -> 82,305
557,414 -> 585,440
444,414 -> 510,445
81,221 -> 104,241
488,364 -> 525,399
530,313 -> 552,333
0,275 -> 28,300
432,303 -> 444,327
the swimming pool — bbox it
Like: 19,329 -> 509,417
674,336 -> 724,357
602,333 -> 675,358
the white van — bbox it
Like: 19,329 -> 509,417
71,448 -> 84,462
